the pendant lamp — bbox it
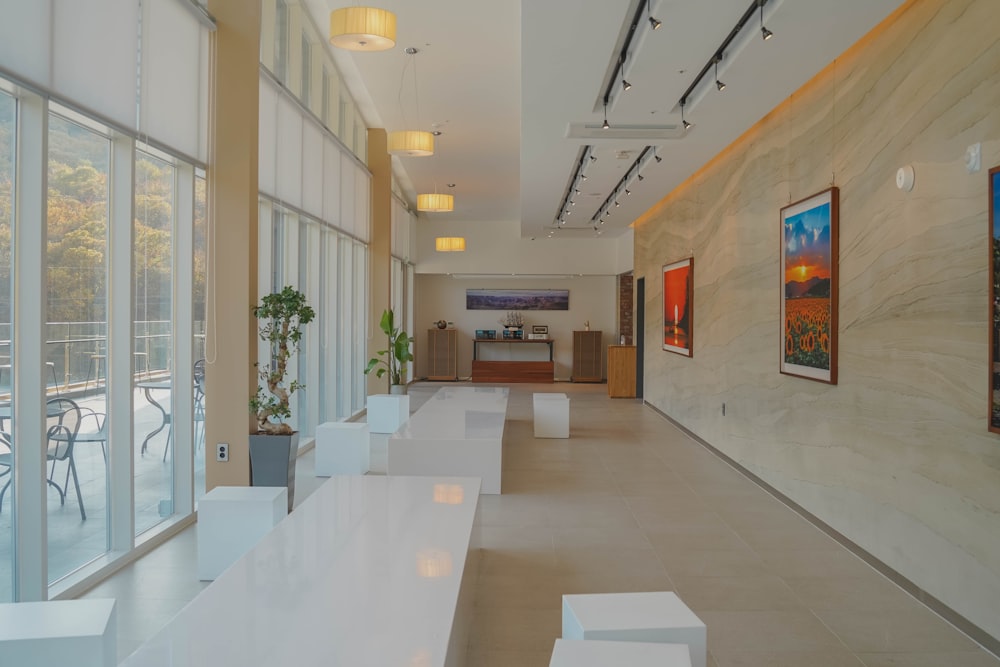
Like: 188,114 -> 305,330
388,130 -> 434,157
435,237 -> 466,252
329,7 -> 396,52
418,193 -> 454,212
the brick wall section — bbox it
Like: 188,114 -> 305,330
617,272 -> 634,345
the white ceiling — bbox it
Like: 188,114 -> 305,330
306,0 -> 905,241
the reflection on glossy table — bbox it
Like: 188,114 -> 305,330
119,475 -> 482,667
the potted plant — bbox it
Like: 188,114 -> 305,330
248,285 -> 315,511
364,309 -> 414,394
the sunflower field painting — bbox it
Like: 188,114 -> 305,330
780,188 -> 838,384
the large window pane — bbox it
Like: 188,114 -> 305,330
0,88 -> 15,601
47,112 -> 110,583
133,149 -> 174,536
194,171 -> 207,502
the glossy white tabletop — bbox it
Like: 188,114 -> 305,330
393,386 -> 509,441
120,475 -> 481,667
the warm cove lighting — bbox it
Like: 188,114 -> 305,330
329,7 -> 396,52
419,193 -> 454,212
435,237 -> 466,252
388,130 -> 434,157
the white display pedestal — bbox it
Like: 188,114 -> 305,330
197,486 -> 287,580
549,639 -> 691,667
0,599 -> 117,667
315,421 -> 370,476
562,592 -> 706,667
367,394 -> 410,434
533,393 -> 569,438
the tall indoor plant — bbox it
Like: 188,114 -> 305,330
364,309 -> 413,394
248,285 -> 315,511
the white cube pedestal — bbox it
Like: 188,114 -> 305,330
367,394 -> 410,434
534,393 -> 569,438
315,421 -> 370,476
197,486 -> 287,580
550,639 -> 691,667
562,592 -> 706,667
0,599 -> 117,667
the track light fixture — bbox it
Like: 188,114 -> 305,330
637,173 -> 644,181
653,147 -> 662,163
714,56 -> 726,91
759,0 -> 773,40
647,1 -> 662,31
615,200 -> 620,207
602,102 -> 610,130
625,188 -> 631,196
681,101 -> 692,130
622,78 -> 632,92
589,153 -> 597,162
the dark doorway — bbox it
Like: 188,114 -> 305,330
635,277 -> 644,398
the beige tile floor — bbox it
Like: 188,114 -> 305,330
81,382 -> 1000,666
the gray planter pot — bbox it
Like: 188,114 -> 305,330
390,383 -> 407,395
248,431 -> 299,512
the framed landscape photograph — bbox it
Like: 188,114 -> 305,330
780,187 -> 838,384
989,166 -> 1000,432
662,257 -> 693,356
466,289 -> 569,311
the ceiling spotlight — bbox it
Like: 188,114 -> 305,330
622,79 -> 632,92
653,148 -> 662,164
602,102 -> 610,130
648,15 -> 662,30
637,173 -> 644,181
759,1 -> 774,40
589,154 -> 597,162
715,57 -> 725,91
574,188 -> 581,194
581,174 -> 588,180
625,189 -> 631,196
680,101 -> 693,130
615,200 -> 620,207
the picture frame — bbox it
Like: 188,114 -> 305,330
989,166 -> 1000,432
532,325 -> 549,335
780,187 -> 839,384
662,257 -> 693,356
466,289 -> 569,310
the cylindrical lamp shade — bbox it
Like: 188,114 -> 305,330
418,193 -> 454,212
435,237 -> 466,252
329,7 -> 396,51
387,130 -> 434,157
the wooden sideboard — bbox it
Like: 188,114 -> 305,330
471,338 -> 554,383
608,345 -> 636,398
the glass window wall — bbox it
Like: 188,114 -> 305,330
0,88 -> 15,601
46,110 -> 110,583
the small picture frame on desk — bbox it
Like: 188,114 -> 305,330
532,325 -> 548,335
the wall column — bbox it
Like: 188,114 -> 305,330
367,129 -> 392,395
204,0 -> 260,489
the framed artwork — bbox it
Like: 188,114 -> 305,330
989,166 -> 1000,432
780,187 -> 839,384
466,289 -> 569,310
662,257 -> 693,356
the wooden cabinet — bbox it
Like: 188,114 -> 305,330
572,330 -> 602,382
608,345 -> 636,398
426,329 -> 458,380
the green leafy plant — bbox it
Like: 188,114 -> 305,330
249,286 -> 315,435
364,309 -> 414,386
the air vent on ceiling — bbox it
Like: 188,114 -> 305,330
567,122 -> 684,141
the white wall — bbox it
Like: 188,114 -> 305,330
415,218 -> 622,275
414,274 -> 616,380
615,228 -> 634,274
635,0 -> 1000,642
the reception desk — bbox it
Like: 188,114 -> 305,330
471,338 -> 554,383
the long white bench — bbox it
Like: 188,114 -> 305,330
388,386 -> 509,494
120,475 -> 481,667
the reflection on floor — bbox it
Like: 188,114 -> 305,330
81,383 -> 999,667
